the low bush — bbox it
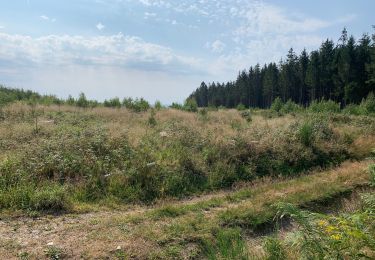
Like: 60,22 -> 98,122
236,103 -> 247,111
298,121 -> 314,146
183,98 -> 198,112
280,99 -> 301,114
123,97 -> 150,112
270,97 -> 283,113
308,99 -> 341,113
239,110 -> 252,122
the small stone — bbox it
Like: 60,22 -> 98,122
159,131 -> 168,137
47,242 -> 54,246
116,246 -> 122,250
146,162 -> 156,167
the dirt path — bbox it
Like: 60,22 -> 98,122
0,160 -> 371,259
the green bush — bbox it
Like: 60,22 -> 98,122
76,92 -> 89,108
280,99 -> 301,114
183,98 -> 198,112
148,109 -> 157,126
170,102 -> 183,110
30,185 -> 70,212
308,99 -> 340,113
122,97 -> 150,112
154,100 -> 163,110
369,164 -> 375,187
342,104 -> 362,115
270,97 -> 283,113
360,92 -> 375,114
236,103 -> 247,111
240,110 -> 252,122
104,97 -> 121,108
298,122 -> 314,146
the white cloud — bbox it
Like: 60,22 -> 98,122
96,22 -> 105,31
0,32 -> 201,74
233,2 -> 330,38
40,15 -> 56,23
207,40 -> 226,53
144,12 -> 157,19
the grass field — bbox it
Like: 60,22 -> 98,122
0,103 -> 374,259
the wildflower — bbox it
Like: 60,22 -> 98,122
325,226 -> 336,233
330,234 -> 342,240
318,220 -> 327,226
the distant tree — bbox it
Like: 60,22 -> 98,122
154,100 -> 163,110
104,97 -> 121,108
188,27 -> 374,109
66,95 -> 75,106
76,92 -> 88,108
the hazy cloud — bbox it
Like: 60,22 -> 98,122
96,22 -> 105,31
40,15 -> 56,22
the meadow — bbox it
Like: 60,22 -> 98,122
0,98 -> 374,259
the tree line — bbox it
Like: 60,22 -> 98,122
189,27 -> 375,108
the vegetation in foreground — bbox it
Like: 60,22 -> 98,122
0,160 -> 373,259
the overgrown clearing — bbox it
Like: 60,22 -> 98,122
0,104 -> 374,259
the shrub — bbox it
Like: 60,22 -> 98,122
240,110 -> 252,122
198,108 -> 209,122
298,121 -> 314,146
236,103 -> 247,111
281,99 -> 301,114
369,164 -> 375,187
170,102 -> 183,110
360,92 -> 375,114
30,185 -> 70,212
154,100 -> 163,110
76,92 -> 89,108
148,109 -> 157,126
308,99 -> 340,113
270,97 -> 283,112
103,97 -> 121,108
183,98 -> 198,112
123,97 -> 150,112
342,104 -> 362,115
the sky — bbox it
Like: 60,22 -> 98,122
0,0 -> 374,103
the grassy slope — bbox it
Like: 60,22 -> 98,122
0,160 -> 371,259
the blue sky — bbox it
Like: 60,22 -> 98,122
0,0 -> 374,103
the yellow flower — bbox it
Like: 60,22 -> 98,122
330,234 -> 342,240
318,220 -> 327,226
325,226 -> 336,233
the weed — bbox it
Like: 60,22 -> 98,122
264,237 -> 287,260
44,245 -> 64,260
298,121 -> 314,146
202,228 -> 249,260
